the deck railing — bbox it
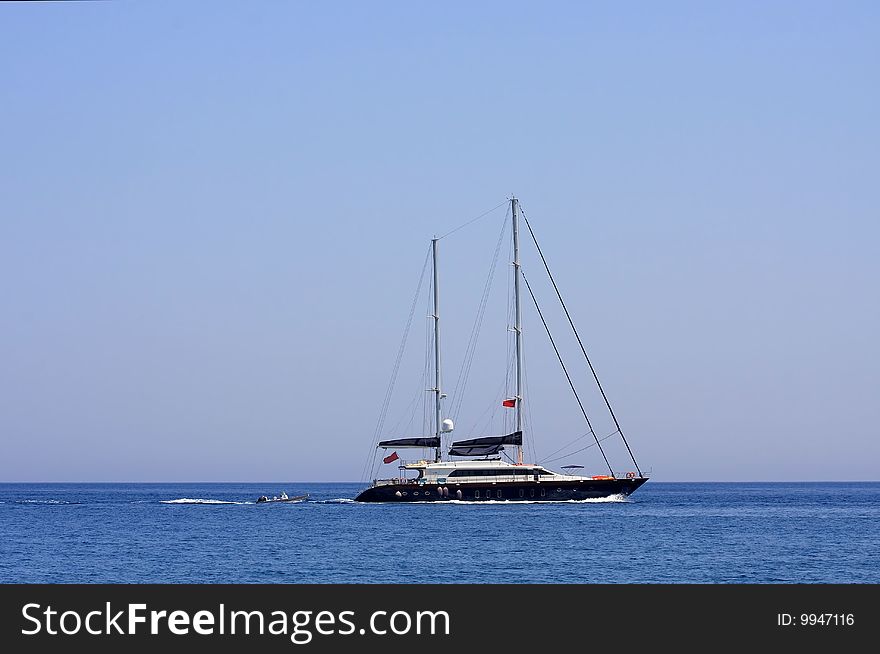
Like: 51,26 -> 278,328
373,469 -> 652,486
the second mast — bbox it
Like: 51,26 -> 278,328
431,237 -> 442,463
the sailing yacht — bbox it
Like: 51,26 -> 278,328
355,198 -> 648,502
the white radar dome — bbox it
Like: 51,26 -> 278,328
441,418 -> 455,433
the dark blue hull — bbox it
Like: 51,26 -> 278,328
354,477 -> 648,502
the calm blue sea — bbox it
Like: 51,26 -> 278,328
1,482 -> 877,583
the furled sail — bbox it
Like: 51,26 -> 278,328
447,444 -> 504,456
447,431 -> 522,457
377,437 -> 441,449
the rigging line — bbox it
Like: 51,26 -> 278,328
542,428 -> 619,463
516,299 -> 535,462
541,430 -> 621,465
449,213 -> 508,420
481,361 -> 512,438
388,314 -> 434,439
465,365 -> 510,438
503,354 -> 516,435
360,244 -> 432,483
522,351 -> 537,463
521,270 -> 615,477
437,200 -> 508,240
415,354 -> 431,435
423,274 -> 433,445
483,371 -> 507,437
453,207 -> 508,415
375,245 -> 432,438
386,370 -> 428,437
520,206 -> 643,477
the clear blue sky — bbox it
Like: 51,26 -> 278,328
1,1 -> 877,481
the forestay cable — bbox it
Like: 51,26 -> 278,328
521,270 -> 614,476
360,245 -> 432,483
520,205 -> 642,477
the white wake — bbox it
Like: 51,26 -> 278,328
160,498 -> 252,505
16,499 -> 79,505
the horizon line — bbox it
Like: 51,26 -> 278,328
1,479 -> 877,484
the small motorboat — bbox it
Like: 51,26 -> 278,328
256,492 -> 309,504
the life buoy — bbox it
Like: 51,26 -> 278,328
625,472 -> 636,479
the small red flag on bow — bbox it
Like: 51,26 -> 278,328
502,398 -> 516,408
383,451 -> 400,464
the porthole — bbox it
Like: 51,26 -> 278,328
541,489 -> 546,497
497,490 -> 502,498
557,488 -> 563,492
413,492 -> 419,496
530,489 -> 535,497
519,489 -> 524,498
475,490 -> 480,499
401,492 -> 407,496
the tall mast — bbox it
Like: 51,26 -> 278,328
511,197 -> 524,465
431,237 -> 442,463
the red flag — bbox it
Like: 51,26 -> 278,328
502,398 -> 516,408
383,451 -> 399,464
